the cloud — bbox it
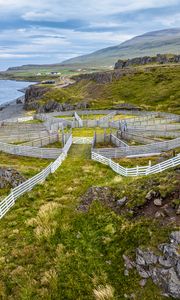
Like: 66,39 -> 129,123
0,0 -> 180,69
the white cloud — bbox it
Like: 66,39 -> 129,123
0,53 -> 37,58
0,0 -> 179,21
0,0 -> 180,68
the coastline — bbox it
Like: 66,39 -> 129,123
0,80 -> 36,121
0,80 -> 37,108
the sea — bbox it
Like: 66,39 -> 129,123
0,80 -> 35,105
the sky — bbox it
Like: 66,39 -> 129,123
0,0 -> 180,70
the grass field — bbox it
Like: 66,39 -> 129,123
0,145 -> 178,299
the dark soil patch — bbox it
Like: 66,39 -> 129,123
132,173 -> 180,226
78,172 -> 180,226
77,186 -> 124,213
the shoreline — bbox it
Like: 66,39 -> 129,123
0,80 -> 37,120
0,80 -> 37,109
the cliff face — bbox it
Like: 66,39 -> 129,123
114,54 -> 180,69
24,84 -> 89,112
73,69 -> 136,84
24,85 -> 50,110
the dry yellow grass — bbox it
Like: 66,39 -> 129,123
93,285 -> 115,300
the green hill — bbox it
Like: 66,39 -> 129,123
35,65 -> 180,114
62,28 -> 180,67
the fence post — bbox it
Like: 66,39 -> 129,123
11,189 -> 15,204
136,165 -> 139,176
0,205 -> 3,218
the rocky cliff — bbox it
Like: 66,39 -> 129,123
73,68 -> 137,84
24,85 -> 50,110
114,54 -> 180,69
24,84 -> 89,112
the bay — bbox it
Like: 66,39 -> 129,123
0,80 -> 35,105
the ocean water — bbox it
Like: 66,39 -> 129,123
0,80 -> 34,105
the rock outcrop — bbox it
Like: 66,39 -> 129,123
24,85 -> 89,113
0,168 -> 26,188
123,232 -> 180,299
73,68 -> 137,84
24,85 -> 50,110
114,54 -> 180,69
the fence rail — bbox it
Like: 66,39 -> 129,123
93,135 -> 180,158
0,135 -> 73,219
73,137 -> 93,144
91,152 -> 180,177
74,112 -> 83,127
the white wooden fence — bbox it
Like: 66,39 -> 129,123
74,112 -> 83,127
73,137 -> 93,144
91,152 -> 180,177
22,133 -> 60,147
0,141 -> 62,159
0,135 -> 72,219
92,136 -> 180,158
98,111 -> 117,123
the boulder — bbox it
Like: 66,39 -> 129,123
145,190 -> 158,201
136,265 -> 150,278
139,279 -> 147,287
117,197 -> 127,207
136,248 -> 158,266
122,255 -> 135,270
159,256 -> 173,268
127,232 -> 180,299
156,211 -> 166,218
154,198 -> 162,206
170,232 -> 180,245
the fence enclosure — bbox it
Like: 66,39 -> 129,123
92,152 -> 180,177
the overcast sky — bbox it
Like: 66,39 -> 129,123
0,0 -> 180,70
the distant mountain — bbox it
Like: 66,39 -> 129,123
6,28 -> 180,72
62,28 -> 180,67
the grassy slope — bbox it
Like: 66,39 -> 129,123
0,145 -> 178,299
40,65 -> 180,113
0,152 -> 51,198
62,29 -> 180,67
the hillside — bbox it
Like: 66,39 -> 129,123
25,65 -> 180,114
0,144 -> 179,300
2,28 -> 180,74
62,28 -> 180,67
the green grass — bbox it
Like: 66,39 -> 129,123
0,152 -> 51,178
39,65 -> 180,113
24,119 -> 43,124
0,145 -> 177,299
72,127 -> 113,137
0,152 -> 51,198
43,141 -> 63,148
